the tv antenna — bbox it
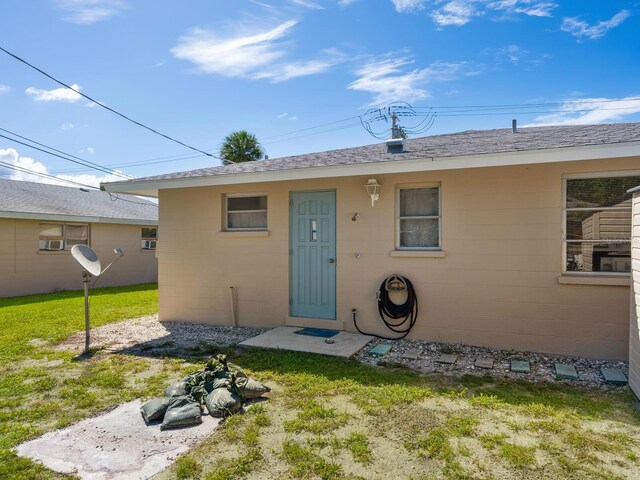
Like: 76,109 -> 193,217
71,245 -> 124,355
359,102 -> 436,140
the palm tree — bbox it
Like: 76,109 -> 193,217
220,130 -> 265,165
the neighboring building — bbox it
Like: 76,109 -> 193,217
105,122 -> 640,361
0,179 -> 158,297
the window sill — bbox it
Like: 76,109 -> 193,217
390,250 -> 446,258
218,230 -> 270,238
557,275 -> 630,286
38,250 -> 69,255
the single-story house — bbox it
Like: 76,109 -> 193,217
104,122 -> 640,363
630,186 -> 640,401
0,178 -> 158,297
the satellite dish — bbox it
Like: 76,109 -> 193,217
70,244 -> 124,356
71,245 -> 102,277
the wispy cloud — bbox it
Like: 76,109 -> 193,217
349,55 -> 471,106
338,0 -> 359,6
25,84 -> 82,102
487,0 -> 557,17
61,122 -> 75,130
561,10 -> 630,41
289,0 -> 323,9
523,96 -> 640,126
0,148 -> 122,188
0,84 -> 10,94
171,20 -> 342,82
391,0 -> 425,13
431,1 -> 480,26
56,0 -> 127,25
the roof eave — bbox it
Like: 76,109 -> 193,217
103,141 -> 640,197
0,211 -> 158,225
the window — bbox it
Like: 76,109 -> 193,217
396,186 -> 441,249
224,195 -> 267,230
39,223 -> 89,251
563,173 -> 640,274
141,227 -> 157,250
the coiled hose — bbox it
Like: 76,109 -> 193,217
352,274 -> 418,340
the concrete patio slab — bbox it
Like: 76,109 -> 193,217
16,400 -> 220,480
400,348 -> 422,360
238,326 -> 372,358
475,357 -> 494,369
436,354 -> 458,364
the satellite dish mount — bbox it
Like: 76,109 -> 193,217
71,245 -> 124,355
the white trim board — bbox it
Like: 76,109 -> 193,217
103,141 -> 640,197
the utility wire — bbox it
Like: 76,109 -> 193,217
0,160 -> 99,189
0,133 -> 130,178
0,127 -> 131,179
0,46 -> 222,160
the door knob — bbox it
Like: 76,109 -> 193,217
328,257 -> 335,263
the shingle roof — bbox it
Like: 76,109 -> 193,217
124,122 -> 640,184
0,179 -> 158,223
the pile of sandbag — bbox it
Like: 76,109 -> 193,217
140,354 -> 270,430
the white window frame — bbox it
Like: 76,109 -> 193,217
141,226 -> 157,250
395,183 -> 442,250
39,222 -> 90,251
224,193 -> 268,231
562,171 -> 639,276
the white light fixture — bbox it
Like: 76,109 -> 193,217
365,178 -> 381,207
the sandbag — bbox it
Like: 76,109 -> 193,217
205,388 -> 242,417
165,380 -> 189,398
235,376 -> 271,399
161,396 -> 202,430
228,363 -> 248,379
204,378 -> 231,394
140,397 -> 171,423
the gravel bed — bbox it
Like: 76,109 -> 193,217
355,336 -> 629,389
58,316 -> 628,389
57,314 -> 267,356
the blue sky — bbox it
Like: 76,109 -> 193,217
0,0 -> 638,188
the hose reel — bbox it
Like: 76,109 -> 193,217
353,274 -> 419,340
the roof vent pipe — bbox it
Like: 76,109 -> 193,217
386,137 -> 405,154
512,119 -> 517,133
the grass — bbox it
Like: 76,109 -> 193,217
2,285 -> 640,479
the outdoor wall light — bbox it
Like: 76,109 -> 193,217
365,178 -> 381,207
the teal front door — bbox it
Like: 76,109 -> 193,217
290,190 -> 336,319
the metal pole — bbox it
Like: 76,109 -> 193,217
83,271 -> 91,355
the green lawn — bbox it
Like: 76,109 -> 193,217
1,285 -> 640,480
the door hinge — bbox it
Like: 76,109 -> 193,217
289,298 -> 293,305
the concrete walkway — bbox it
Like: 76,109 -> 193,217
239,326 -> 372,358
16,400 -> 220,480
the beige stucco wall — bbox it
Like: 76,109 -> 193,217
630,189 -> 640,397
0,219 -> 158,297
157,156 -> 639,360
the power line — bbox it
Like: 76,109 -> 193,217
0,160 -> 99,189
0,127 -> 131,179
410,97 -> 640,110
0,45 -> 222,160
0,132 -> 131,179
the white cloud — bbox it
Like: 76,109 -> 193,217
171,20 -> 342,82
561,10 -> 630,40
523,96 -> 640,127
277,112 -> 288,118
487,0 -> 557,17
391,0 -> 425,13
289,0 -> 323,9
0,84 -> 10,94
171,20 -> 297,77
25,83 -> 82,102
338,0 -> 358,6
56,0 -> 127,25
61,123 -> 75,130
349,56 -> 469,106
80,147 -> 96,155
431,1 -> 480,26
0,148 -> 123,188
